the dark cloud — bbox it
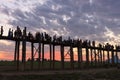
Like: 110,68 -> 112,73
0,0 -> 119,43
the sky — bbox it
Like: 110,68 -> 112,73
0,0 -> 120,60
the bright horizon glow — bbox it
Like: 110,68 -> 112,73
0,47 -> 116,61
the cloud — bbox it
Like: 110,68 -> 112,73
0,0 -> 120,50
1,0 -> 120,61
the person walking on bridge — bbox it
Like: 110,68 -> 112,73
0,26 -> 3,36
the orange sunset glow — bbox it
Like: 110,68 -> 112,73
0,51 -> 13,60
0,46 -> 101,61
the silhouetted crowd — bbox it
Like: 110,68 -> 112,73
1,26 -> 120,50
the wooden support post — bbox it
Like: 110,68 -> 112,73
100,49 -> 102,64
38,42 -> 41,69
116,51 -> 118,64
22,27 -> 26,71
97,49 -> 100,63
50,44 -> 52,69
17,41 -> 20,71
70,45 -> 74,69
52,45 -> 55,69
31,42 -> 34,70
111,50 -> 114,64
80,48 -> 83,65
103,49 -> 105,64
94,49 -> 97,65
77,46 -> 81,68
86,47 -> 89,66
14,41 -> 17,62
42,43 -> 44,68
107,50 -> 110,64
61,45 -> 64,69
90,48 -> 93,66
101,50 -> 103,64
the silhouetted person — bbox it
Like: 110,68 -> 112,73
53,35 -> 56,42
35,32 -> 41,41
88,40 -> 91,47
0,26 -> 3,36
115,45 -> 119,50
98,43 -> 102,48
14,26 -> 22,38
111,45 -> 114,49
92,41 -> 95,47
82,40 -> 88,47
105,43 -> 110,50
8,28 -> 11,37
68,36 -> 72,44
41,33 -> 44,41
28,32 -> 34,40
8,28 -> 13,38
58,36 -> 62,43
11,30 -> 13,37
44,32 -> 51,42
14,29 -> 17,38
17,26 -> 22,38
23,27 -> 26,36
79,39 -> 82,46
28,32 -> 31,38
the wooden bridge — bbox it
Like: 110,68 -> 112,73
0,27 -> 120,71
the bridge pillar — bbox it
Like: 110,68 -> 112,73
22,27 -> 26,71
77,46 -> 82,68
14,41 -> 17,62
50,44 -> 52,69
107,50 -> 110,64
86,46 -> 89,67
80,48 -> 83,66
94,49 -> 97,66
52,45 -> 55,69
111,50 -> 115,65
38,42 -> 41,70
61,45 -> 64,69
31,42 -> 34,70
116,50 -> 118,64
16,41 -> 20,71
100,49 -> 102,64
97,49 -> 100,64
42,43 -> 44,68
103,49 -> 105,64
90,48 -> 93,66
70,45 -> 74,69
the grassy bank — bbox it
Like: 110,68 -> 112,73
0,68 -> 120,80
